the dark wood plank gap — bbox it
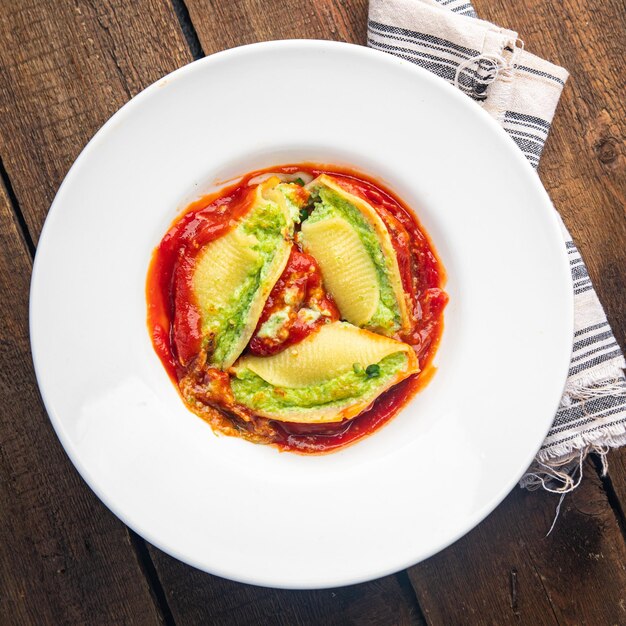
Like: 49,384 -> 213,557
146,544 -> 426,626
395,570 -> 429,625
0,176 -> 165,624
0,157 -> 35,258
170,0 -> 205,59
0,0 -> 196,621
597,448 -> 626,569
407,460 -> 626,624
1,134 -> 176,626
592,454 -> 626,541
128,529 -> 177,626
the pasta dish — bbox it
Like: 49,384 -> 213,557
147,165 -> 447,453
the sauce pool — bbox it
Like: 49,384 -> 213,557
146,164 -> 447,453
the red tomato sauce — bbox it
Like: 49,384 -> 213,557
146,164 -> 447,454
147,184 -> 255,378
327,173 -> 448,362
248,248 -> 340,356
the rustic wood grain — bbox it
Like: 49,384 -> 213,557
0,177 -> 166,623
1,0 -> 625,623
146,550 -> 424,625
0,0 -> 192,622
0,0 -> 193,242
408,459 -> 626,624
184,0 -> 368,54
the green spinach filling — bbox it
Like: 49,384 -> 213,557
231,352 -> 407,415
307,187 -> 401,332
208,198 -> 288,365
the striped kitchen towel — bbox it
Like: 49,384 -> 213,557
368,0 -> 626,490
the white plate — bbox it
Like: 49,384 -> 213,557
30,40 -> 573,589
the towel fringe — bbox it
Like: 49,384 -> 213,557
520,426 -> 626,493
561,367 -> 626,406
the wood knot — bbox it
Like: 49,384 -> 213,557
594,137 -> 618,164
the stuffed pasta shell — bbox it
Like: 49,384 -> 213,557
147,165 -> 447,454
301,174 -> 412,336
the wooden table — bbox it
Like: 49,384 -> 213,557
1,1 -> 624,623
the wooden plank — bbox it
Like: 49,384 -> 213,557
603,448 -> 626,537
147,550 -> 424,625
0,178 -> 166,623
0,0 -> 193,622
184,0 -> 368,54
409,459 -> 626,624
0,0 -> 193,242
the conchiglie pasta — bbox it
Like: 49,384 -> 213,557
231,321 -> 419,423
191,177 -> 300,369
301,216 -> 379,326
147,164 -> 447,450
234,321 -> 415,387
193,230 -> 261,319
302,174 -> 411,336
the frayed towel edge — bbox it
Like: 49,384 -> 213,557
521,426 -> 626,492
